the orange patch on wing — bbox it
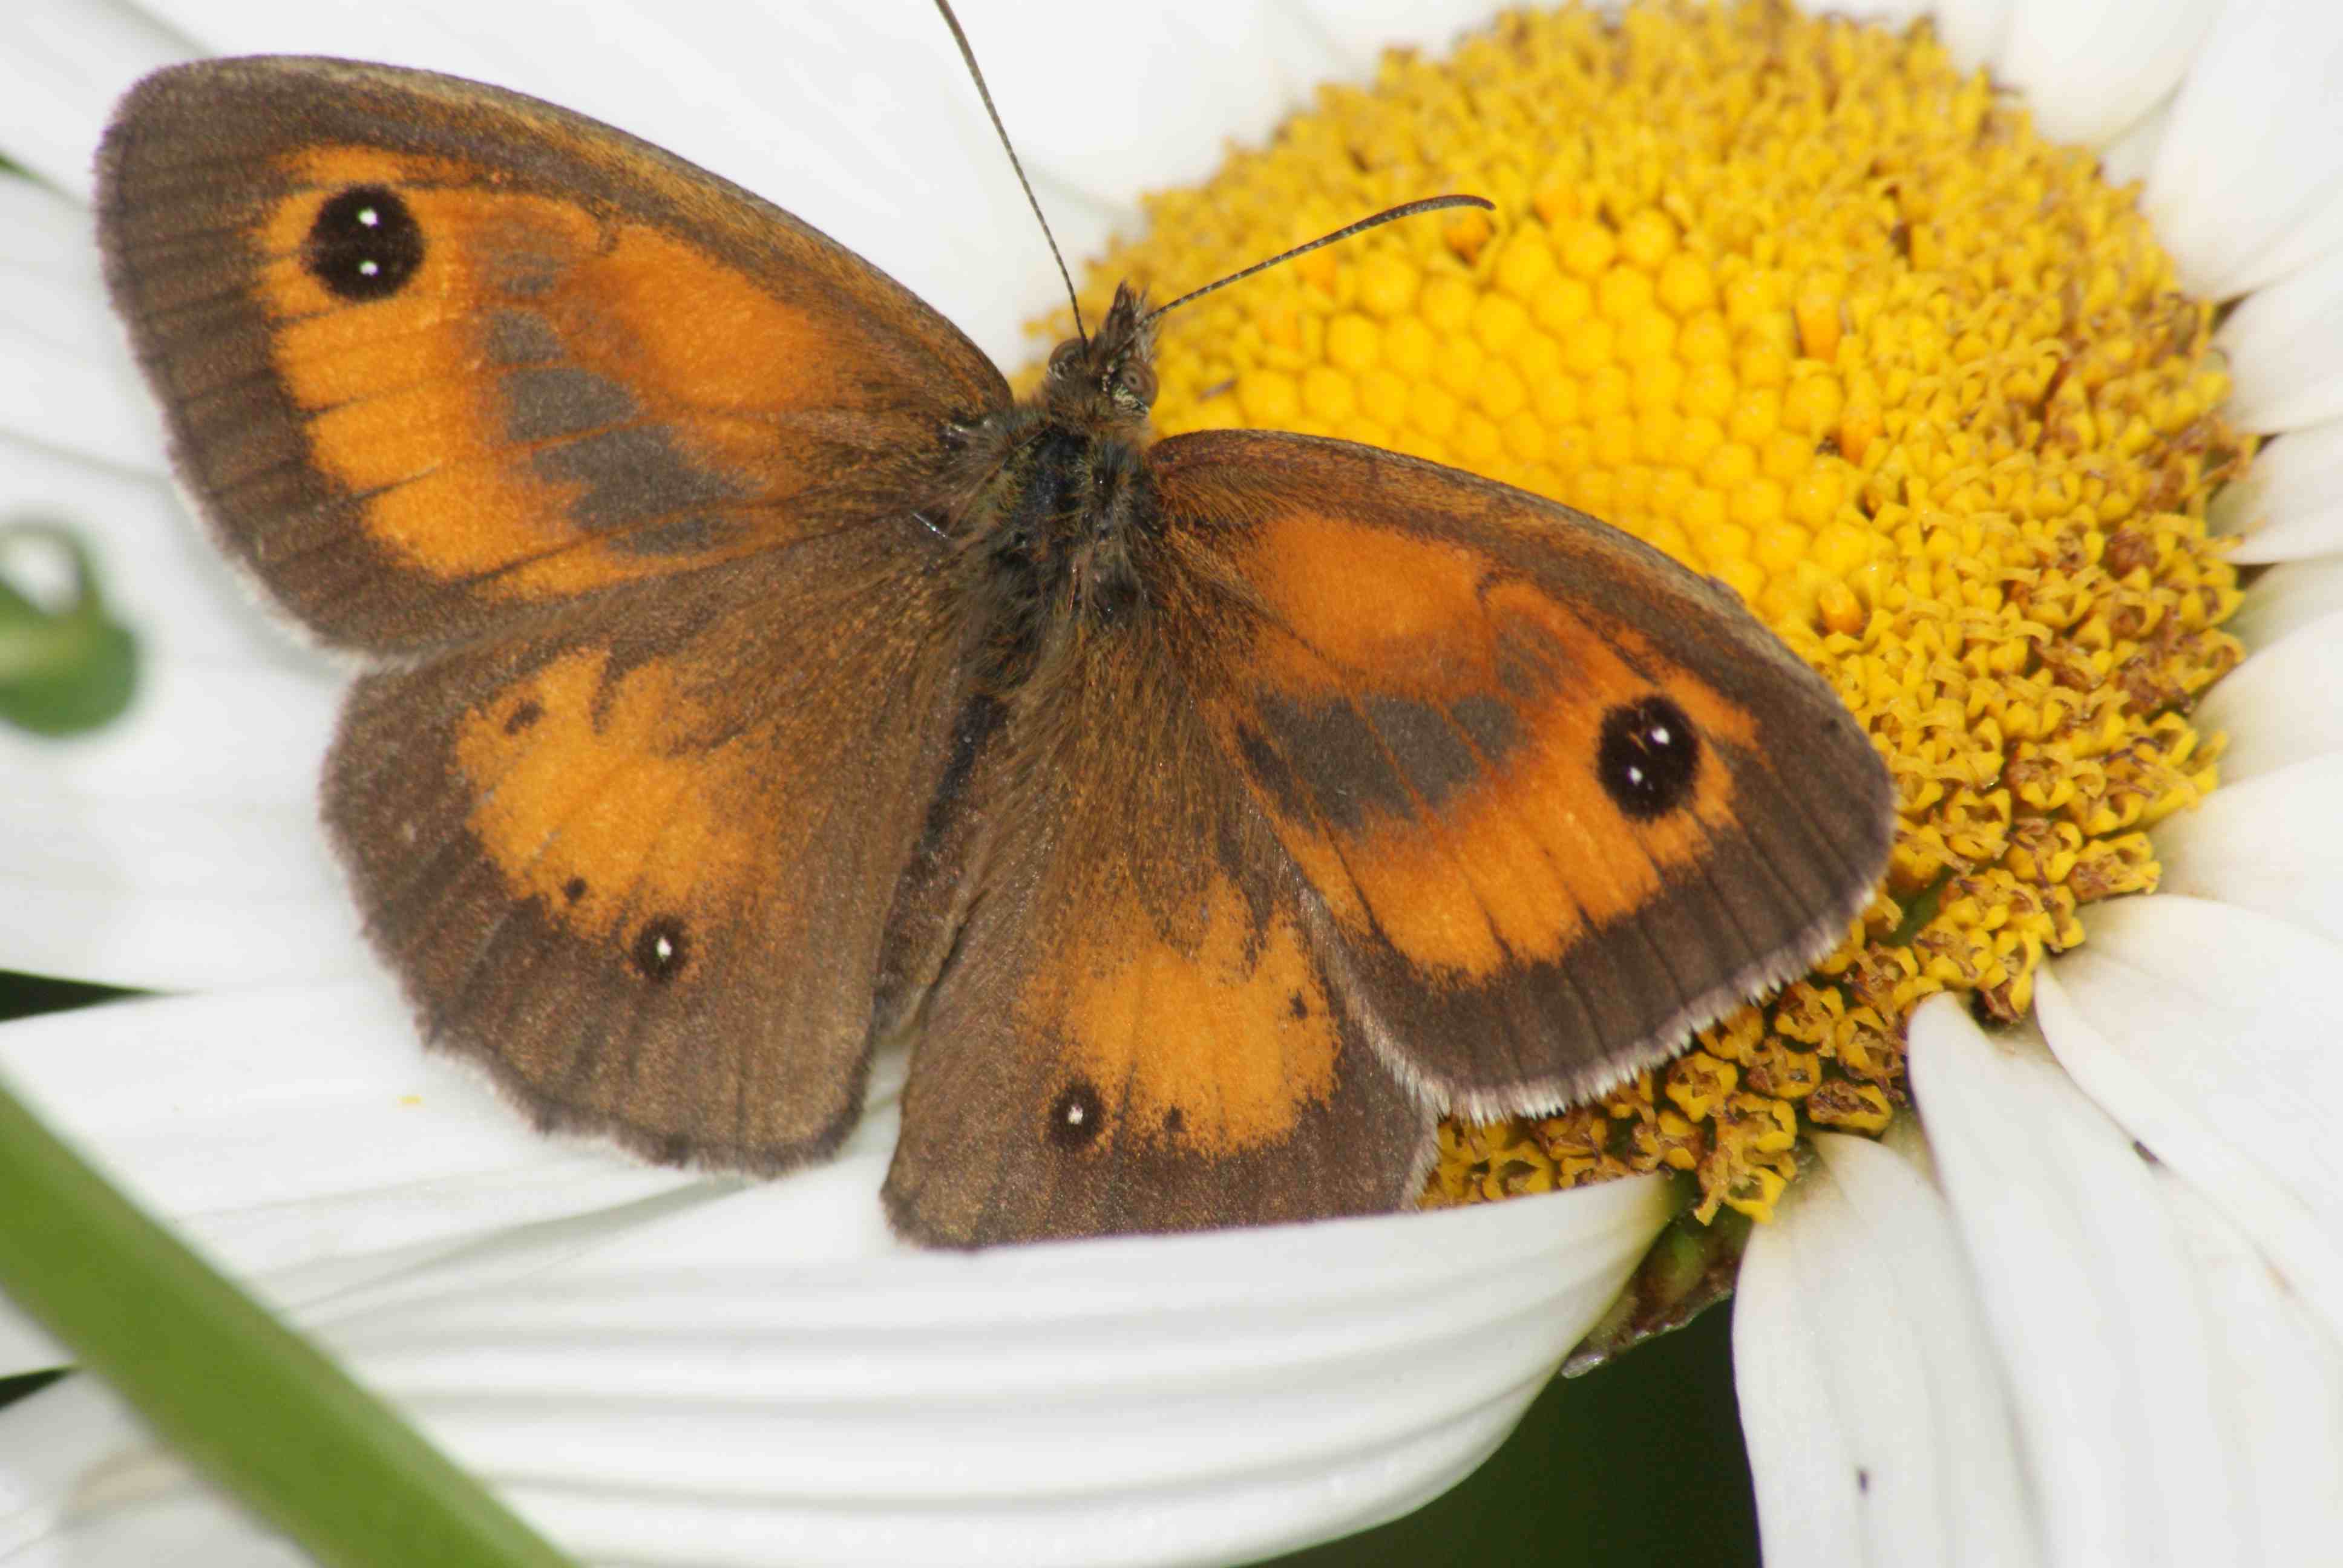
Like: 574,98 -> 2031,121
582,225 -> 853,415
1242,508 -> 1492,690
249,146 -> 850,595
1030,882 -> 1339,1155
1224,510 -> 1764,981
452,649 -> 767,946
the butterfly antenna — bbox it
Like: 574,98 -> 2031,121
934,0 -> 1086,343
1141,195 -> 1494,327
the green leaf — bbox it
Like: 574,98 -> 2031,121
0,1074 -> 577,1567
0,526 -> 139,736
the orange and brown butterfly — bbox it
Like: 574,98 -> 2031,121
94,14 -> 1893,1247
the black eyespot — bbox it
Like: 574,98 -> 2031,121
503,699 -> 543,735
304,186 -> 424,301
1597,695 -> 1700,819
562,877 -> 588,904
1047,1078 -> 1104,1151
631,916 -> 689,981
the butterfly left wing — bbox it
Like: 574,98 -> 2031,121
885,430 -> 1892,1247
881,639 -> 1436,1247
1145,430 -> 1897,1123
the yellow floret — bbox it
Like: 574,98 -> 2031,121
1045,0 -> 2246,1226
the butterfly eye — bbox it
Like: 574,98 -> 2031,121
1047,341 -> 1084,379
1112,359 -> 1157,413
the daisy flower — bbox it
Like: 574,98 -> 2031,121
2,1 -> 2339,1564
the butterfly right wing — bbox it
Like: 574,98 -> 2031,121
100,56 -> 1012,1175
98,56 -> 1008,655
324,516 -> 969,1174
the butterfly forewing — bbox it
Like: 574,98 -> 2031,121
96,56 -> 1006,654
1145,431 -> 1896,1119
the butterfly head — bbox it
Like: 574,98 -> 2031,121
1039,283 -> 1157,435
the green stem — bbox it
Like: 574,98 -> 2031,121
0,1074 -> 575,1566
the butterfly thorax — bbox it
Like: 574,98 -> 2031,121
949,285 -> 1163,690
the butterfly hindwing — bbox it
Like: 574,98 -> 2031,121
97,56 -> 1007,653
882,634 -> 1435,1247
326,516 -> 966,1172
1145,430 -> 1896,1120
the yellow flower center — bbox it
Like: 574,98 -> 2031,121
1042,0 -> 2246,1223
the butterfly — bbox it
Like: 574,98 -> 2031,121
94,33 -> 1895,1247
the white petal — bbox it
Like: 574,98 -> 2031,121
0,177 -> 166,475
0,434 -> 307,668
2152,753 -> 2343,946
2095,93 -> 2174,190
5,658 -> 331,810
0,959 -> 1674,1564
2189,606 -> 2343,782
0,1161 -> 1671,1565
0,178 -> 108,313
2209,413 -> 2343,561
1909,997 -> 2240,1567
1994,0 -> 2219,147
954,0 -> 1340,218
0,647 -> 352,987
0,1378 -> 225,1558
2145,0 -> 2343,298
0,981 -> 712,1371
1290,0 -> 1510,73
1830,0 -> 1939,25
2214,252 -> 2343,434
1929,0 -> 2015,74
0,2 -> 195,200
0,1315 -> 63,1386
2041,899 -> 2343,1334
2156,1175 -> 2343,1560
2230,555 -> 2343,650
1736,1131 -> 2040,1568
0,789 -> 362,989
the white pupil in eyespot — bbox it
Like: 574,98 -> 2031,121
1064,1101 -> 1086,1125
357,207 -> 379,227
